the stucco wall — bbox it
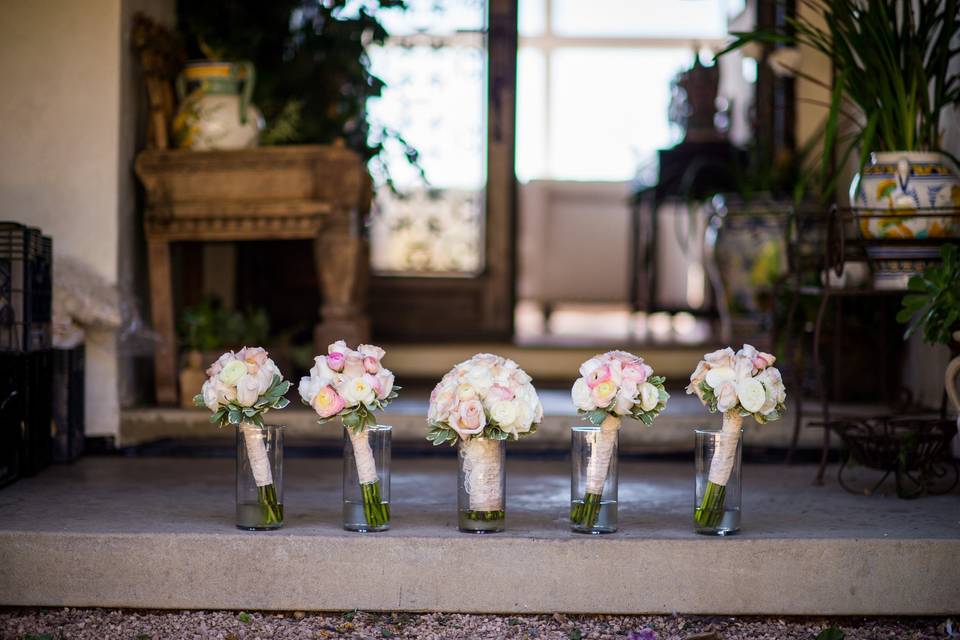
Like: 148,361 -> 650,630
0,0 -> 173,438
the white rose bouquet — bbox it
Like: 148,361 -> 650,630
298,340 -> 398,529
427,354 -> 543,521
686,344 -> 786,528
194,346 -> 291,526
570,351 -> 669,528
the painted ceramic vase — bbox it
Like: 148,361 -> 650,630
850,151 -> 960,239
173,61 -> 263,150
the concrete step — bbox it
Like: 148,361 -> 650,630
1,458 -> 957,615
120,390 -> 881,451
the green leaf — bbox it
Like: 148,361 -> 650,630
569,629 -> 583,640
227,409 -> 242,425
816,629 -> 845,640
238,612 -> 252,624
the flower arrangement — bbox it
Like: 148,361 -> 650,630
686,344 -> 786,528
298,340 -> 398,529
570,351 -> 669,528
194,346 -> 291,526
427,354 -> 543,522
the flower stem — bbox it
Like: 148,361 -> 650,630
571,492 -> 603,528
360,480 -> 389,528
463,509 -> 505,521
694,481 -> 726,528
257,483 -> 283,525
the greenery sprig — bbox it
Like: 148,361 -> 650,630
426,414 -> 537,447
897,244 -> 960,346
194,374 -> 291,428
309,386 -> 401,435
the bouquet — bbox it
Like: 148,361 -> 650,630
426,354 -> 543,521
298,340 -> 398,528
570,351 -> 669,528
195,347 -> 291,525
686,344 -> 786,527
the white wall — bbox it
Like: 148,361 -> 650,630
0,0 -> 173,438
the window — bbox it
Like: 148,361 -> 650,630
516,0 -> 734,182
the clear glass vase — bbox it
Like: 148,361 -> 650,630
570,425 -> 618,534
236,422 -> 284,530
343,425 -> 391,532
694,428 -> 742,535
458,437 -> 506,533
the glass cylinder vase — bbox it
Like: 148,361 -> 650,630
694,428 -> 742,535
342,425 -> 392,532
236,422 -> 284,530
458,437 -> 506,533
570,425 -> 618,534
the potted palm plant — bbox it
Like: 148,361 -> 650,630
722,0 -> 960,239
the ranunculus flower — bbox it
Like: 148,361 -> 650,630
490,399 -> 519,428
639,381 -> 660,412
591,380 -> 618,408
736,378 -> 766,413
705,366 -> 735,389
341,376 -> 375,406
586,364 -> 613,389
312,385 -> 346,418
571,377 -> 596,411
622,363 -> 651,384
235,374 -> 261,407
219,360 -> 247,386
578,356 -> 605,378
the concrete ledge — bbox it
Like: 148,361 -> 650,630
1,458 -> 958,614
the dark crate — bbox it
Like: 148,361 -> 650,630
0,352 -> 24,487
0,222 -> 53,352
52,347 -> 84,462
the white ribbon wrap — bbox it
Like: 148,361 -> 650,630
707,411 -> 743,486
241,423 -> 273,487
585,414 -> 621,494
461,437 -> 503,511
349,427 -> 379,485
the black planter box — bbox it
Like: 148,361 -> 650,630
0,221 -> 52,353
52,347 -> 84,463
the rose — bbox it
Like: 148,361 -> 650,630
622,363 -> 651,385
298,375 -> 322,406
235,374 -> 261,407
358,344 -> 385,373
487,384 -> 514,402
201,379 -> 219,412
591,379 -> 618,408
571,377 -> 596,411
490,399 -> 519,428
326,351 -> 345,372
704,366 -> 736,389
429,382 -> 456,422
639,381 -> 660,412
253,359 -> 277,394
736,377 -> 766,413
206,352 -> 235,378
456,383 -> 478,402
309,356 -> 336,387
237,346 -> 269,372
312,385 -> 346,418
219,360 -> 247,386
704,347 -> 735,368
579,356 -> 605,378
377,370 -> 395,400
342,351 -> 366,378
716,381 -> 738,412
449,399 -> 486,438
464,364 -> 494,395
363,373 -> 382,397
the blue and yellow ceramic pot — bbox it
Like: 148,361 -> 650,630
173,61 -> 263,150
850,151 -> 960,239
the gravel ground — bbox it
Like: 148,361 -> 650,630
0,609 -> 955,640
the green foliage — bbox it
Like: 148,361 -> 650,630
308,387 -> 401,435
897,244 -> 960,346
194,374 -> 292,427
718,0 -> 960,201
178,0 -> 421,191
699,380 -> 719,413
578,376 -> 670,426
238,612 -> 252,624
569,629 -> 584,640
426,406 -> 539,445
178,297 -> 269,352
815,628 -> 845,640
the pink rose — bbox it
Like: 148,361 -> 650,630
622,363 -> 651,385
363,373 -> 382,396
312,385 -> 346,418
362,356 -> 379,374
237,346 -> 269,373
342,352 -> 366,378
716,381 -> 738,412
449,399 -> 486,437
326,351 -> 345,372
753,352 -> 776,371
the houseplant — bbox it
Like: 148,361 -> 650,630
720,0 -> 960,238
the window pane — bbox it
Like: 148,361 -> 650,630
518,0 -> 545,36
376,0 -> 485,36
516,47 -> 546,182
367,40 -> 487,275
548,48 -> 689,181
551,0 -> 728,38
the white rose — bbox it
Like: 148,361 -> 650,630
465,365 -> 494,394
254,362 -> 275,394
490,399 -> 519,428
298,375 -> 321,405
236,374 -> 261,407
201,379 -> 219,412
613,388 -> 634,415
342,376 -> 375,406
377,370 -> 395,399
219,360 -> 247,386
310,356 -> 335,386
639,382 -> 659,412
571,378 -> 596,411
736,378 -> 766,413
